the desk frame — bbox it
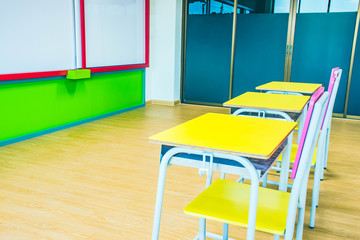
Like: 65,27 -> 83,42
256,82 -> 321,95
251,90 -> 309,144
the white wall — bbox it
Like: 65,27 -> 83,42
145,0 -> 182,102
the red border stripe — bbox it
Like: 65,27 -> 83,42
80,0 -> 87,69
80,0 -> 149,72
145,0 -> 150,65
89,64 -> 149,73
0,70 -> 68,81
0,0 -> 149,81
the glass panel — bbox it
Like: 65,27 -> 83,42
330,0 -> 359,12
188,1 -> 206,15
188,0 -> 235,15
299,0 -> 328,13
274,0 -> 291,13
85,0 -> 146,68
183,0 -> 234,104
290,10 -> 358,113
347,20 -> 360,116
232,0 -> 290,98
210,0 -> 234,14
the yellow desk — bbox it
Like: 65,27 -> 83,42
150,113 -> 296,159
150,113 -> 296,240
224,92 -> 310,114
256,81 -> 322,95
225,92 -> 309,144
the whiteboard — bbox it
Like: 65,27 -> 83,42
85,0 -> 146,68
0,0 -> 76,75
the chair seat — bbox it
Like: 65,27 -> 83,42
277,144 -> 317,166
294,120 -> 299,131
184,179 -> 290,235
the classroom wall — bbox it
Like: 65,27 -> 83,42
145,0 -> 182,102
0,0 -> 150,145
0,71 -> 144,145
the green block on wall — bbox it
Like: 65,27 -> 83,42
0,70 -> 144,143
66,69 -> 91,80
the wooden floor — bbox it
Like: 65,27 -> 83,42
0,104 -> 359,239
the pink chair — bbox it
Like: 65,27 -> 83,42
269,68 -> 342,229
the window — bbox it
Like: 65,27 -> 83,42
330,0 -> 359,12
274,0 -> 291,13
210,0 -> 234,14
300,0 -> 328,13
188,1 -> 206,15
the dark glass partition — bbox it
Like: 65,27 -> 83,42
181,0 -> 360,117
232,0 -> 290,98
347,28 -> 360,116
183,0 -> 234,104
290,12 -> 357,114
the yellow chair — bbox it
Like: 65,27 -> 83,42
294,119 -> 300,131
185,179 -> 290,235
277,144 -> 317,168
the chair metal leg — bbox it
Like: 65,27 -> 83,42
220,172 -> 226,180
274,234 -> 280,240
205,232 -> 236,240
236,177 -> 245,183
262,173 -> 268,187
296,206 -> 305,240
320,160 -> 325,181
316,146 -> 324,207
310,160 -> 322,228
323,127 -> 330,169
199,218 -> 206,240
223,223 -> 229,240
193,234 -> 200,240
296,177 -> 308,240
276,161 -> 281,173
319,127 -> 330,182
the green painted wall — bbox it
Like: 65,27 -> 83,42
0,70 -> 144,142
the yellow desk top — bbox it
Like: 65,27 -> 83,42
256,81 -> 322,94
224,92 -> 310,113
149,113 -> 297,159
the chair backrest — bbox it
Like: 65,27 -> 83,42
285,90 -> 329,239
290,87 -> 325,179
321,67 -> 342,129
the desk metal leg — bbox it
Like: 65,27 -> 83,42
279,132 -> 293,191
152,154 -> 172,240
199,218 -> 206,240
